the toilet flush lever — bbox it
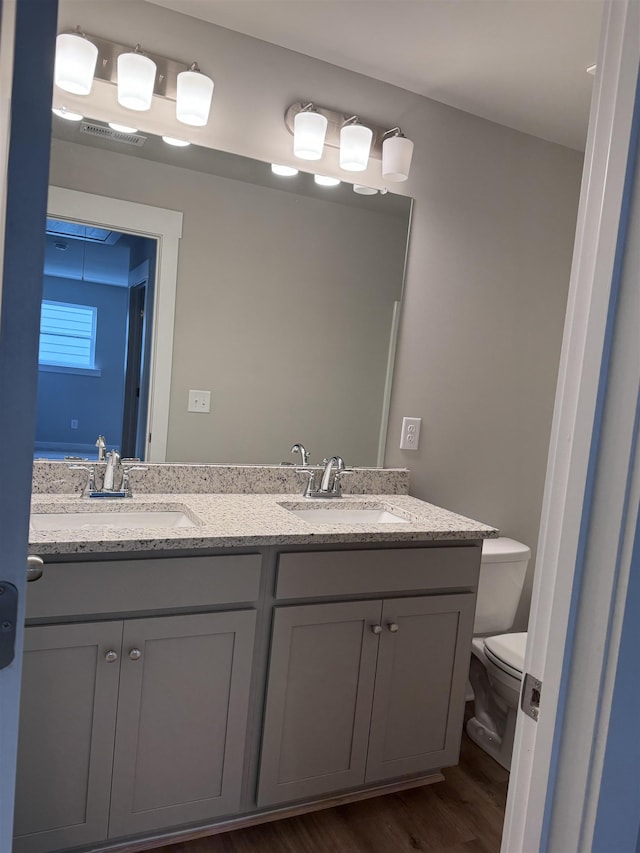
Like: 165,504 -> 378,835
521,672 -> 542,721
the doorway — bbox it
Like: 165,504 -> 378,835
35,218 -> 157,461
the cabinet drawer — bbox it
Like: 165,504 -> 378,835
275,546 -> 480,600
27,554 -> 261,619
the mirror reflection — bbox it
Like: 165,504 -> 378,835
42,121 -> 412,466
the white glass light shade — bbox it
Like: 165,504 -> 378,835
271,164 -> 299,177
382,134 -> 414,182
353,184 -> 378,195
162,136 -> 190,147
54,33 -> 98,95
340,123 -> 373,172
293,110 -> 328,160
176,69 -> 214,126
314,175 -> 340,187
117,51 -> 157,111
52,106 -> 83,121
109,122 -> 138,133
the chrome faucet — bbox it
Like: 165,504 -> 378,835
291,443 -> 310,466
297,455 -> 351,498
95,434 -> 107,462
320,456 -> 346,494
69,454 -> 147,497
102,450 -> 121,492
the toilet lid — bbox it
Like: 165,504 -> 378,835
484,632 -> 527,677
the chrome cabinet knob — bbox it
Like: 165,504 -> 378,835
388,623 -> 399,633
105,650 -> 118,663
128,648 -> 142,661
26,555 -> 44,583
371,625 -> 383,635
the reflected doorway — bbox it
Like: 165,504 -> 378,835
35,218 -> 157,461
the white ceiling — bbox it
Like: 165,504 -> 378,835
146,0 -> 603,151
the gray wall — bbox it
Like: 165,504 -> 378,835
57,0 -> 584,627
48,141 -> 408,465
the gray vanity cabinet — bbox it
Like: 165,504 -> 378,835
257,600 -> 382,807
364,593 -> 475,783
108,610 -> 256,838
258,592 -> 475,808
14,608 -> 257,852
13,622 -> 123,853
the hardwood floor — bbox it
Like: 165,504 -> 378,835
157,729 -> 509,853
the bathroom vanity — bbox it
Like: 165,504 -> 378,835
17,467 -> 496,853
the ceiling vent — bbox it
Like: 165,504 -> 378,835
80,121 -> 147,147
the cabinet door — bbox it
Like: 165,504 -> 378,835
365,593 -> 476,783
13,622 -> 123,853
257,600 -> 382,808
108,610 -> 256,838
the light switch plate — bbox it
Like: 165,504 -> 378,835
188,390 -> 211,413
400,416 -> 421,450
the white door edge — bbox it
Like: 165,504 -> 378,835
46,187 -> 183,462
502,2 -> 640,851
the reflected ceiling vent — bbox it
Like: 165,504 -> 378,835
80,120 -> 147,146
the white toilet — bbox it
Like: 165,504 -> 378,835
466,537 -> 531,770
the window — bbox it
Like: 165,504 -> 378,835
39,300 -> 99,374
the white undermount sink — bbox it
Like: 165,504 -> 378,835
284,506 -> 410,524
30,510 -> 197,531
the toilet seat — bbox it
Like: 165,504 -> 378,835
483,632 -> 527,680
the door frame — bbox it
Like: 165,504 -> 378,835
121,280 -> 147,459
46,187 -> 183,462
502,2 -> 640,849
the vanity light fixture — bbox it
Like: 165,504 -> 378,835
286,102 -> 414,181
52,106 -> 84,121
340,117 -> 373,172
314,175 -> 341,187
162,135 -> 190,147
53,28 -> 215,127
176,63 -> 214,126
109,122 -> 138,133
271,164 -> 299,177
54,29 -> 98,95
382,128 -> 414,182
117,45 -> 157,111
293,104 -> 328,161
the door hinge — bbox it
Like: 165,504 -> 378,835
0,582 -> 18,670
521,672 -> 542,721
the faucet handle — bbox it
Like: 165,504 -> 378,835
121,465 -> 148,497
295,467 -> 317,497
69,464 -> 96,496
332,467 -> 353,497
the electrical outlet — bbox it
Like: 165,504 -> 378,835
400,416 -> 421,450
70,419 -> 78,430
188,390 -> 211,413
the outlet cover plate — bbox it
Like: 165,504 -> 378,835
400,416 -> 421,450
188,390 -> 211,413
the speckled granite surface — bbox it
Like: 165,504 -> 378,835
32,461 -> 410,496
29,492 -> 498,555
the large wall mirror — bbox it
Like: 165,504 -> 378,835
42,117 -> 412,467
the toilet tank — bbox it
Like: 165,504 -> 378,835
474,537 -> 531,635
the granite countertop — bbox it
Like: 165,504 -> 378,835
29,493 -> 498,556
